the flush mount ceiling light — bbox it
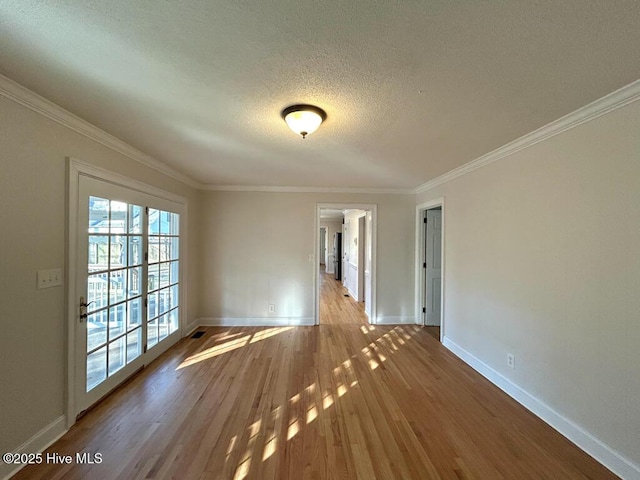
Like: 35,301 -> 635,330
281,104 -> 327,139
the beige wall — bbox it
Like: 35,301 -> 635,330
416,100 -> 640,468
0,94 -> 200,457
199,192 -> 415,323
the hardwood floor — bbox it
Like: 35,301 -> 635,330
319,265 -> 367,325
424,326 -> 440,342
11,323 -> 616,479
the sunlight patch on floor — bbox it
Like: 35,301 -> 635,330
225,435 -> 238,464
250,327 -> 293,343
306,405 -> 318,424
322,393 -> 334,410
177,336 -> 251,369
262,434 -> 278,461
178,327 -> 294,369
233,458 -> 251,480
337,384 -> 347,397
287,418 -> 301,440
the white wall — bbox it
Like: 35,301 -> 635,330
416,99 -> 640,473
199,192 -> 415,324
0,93 -> 201,465
343,210 -> 365,300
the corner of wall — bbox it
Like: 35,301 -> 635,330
442,337 -> 640,480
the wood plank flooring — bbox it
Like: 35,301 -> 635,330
11,322 -> 616,479
319,266 -> 367,325
424,326 -> 440,342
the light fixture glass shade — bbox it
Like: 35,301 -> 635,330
282,105 -> 327,138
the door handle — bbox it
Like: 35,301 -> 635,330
79,296 -> 94,322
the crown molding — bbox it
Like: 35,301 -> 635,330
0,73 -> 203,189
416,79 -> 640,194
6,71 -> 638,196
203,184 -> 413,194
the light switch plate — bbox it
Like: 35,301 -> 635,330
37,268 -> 63,289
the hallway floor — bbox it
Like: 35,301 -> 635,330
319,265 -> 367,325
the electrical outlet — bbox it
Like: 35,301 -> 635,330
37,268 -> 63,289
507,353 -> 515,369
268,304 -> 275,313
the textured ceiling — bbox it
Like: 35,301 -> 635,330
1,1 -> 639,189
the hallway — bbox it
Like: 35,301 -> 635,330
319,265 -> 367,325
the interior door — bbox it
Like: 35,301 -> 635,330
75,175 -> 181,415
425,209 -> 442,326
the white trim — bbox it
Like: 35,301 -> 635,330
443,337 -> 640,480
67,158 -> 188,204
416,79 -> 640,194
0,73 -> 201,189
198,317 -> 315,327
1,416 -> 67,480
415,199 -> 446,341
315,203 -> 378,326
375,316 -> 416,325
66,158 -> 189,428
3,73 -> 639,197
66,160 -> 79,428
204,184 -> 412,194
179,204 -> 190,341
184,318 -> 201,337
346,262 -> 359,301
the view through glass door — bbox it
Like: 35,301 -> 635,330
76,175 -> 182,415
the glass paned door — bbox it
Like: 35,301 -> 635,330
76,174 -> 182,415
86,197 -> 144,391
147,208 -> 180,348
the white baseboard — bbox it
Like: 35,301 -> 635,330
1,415 -> 67,480
346,287 -> 358,301
183,318 -> 201,337
198,317 -> 315,327
442,337 -> 640,480
375,316 -> 416,325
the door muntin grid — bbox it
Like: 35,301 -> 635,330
86,198 -> 144,391
146,208 -> 180,349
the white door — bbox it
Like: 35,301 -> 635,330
425,209 -> 442,326
75,175 -> 182,415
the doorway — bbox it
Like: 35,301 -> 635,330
67,159 -> 187,424
315,204 -> 377,325
416,199 -> 445,341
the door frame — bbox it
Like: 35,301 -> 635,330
314,203 -> 377,325
357,214 -> 366,302
66,157 -> 189,427
319,227 -> 327,265
415,198 -> 445,340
